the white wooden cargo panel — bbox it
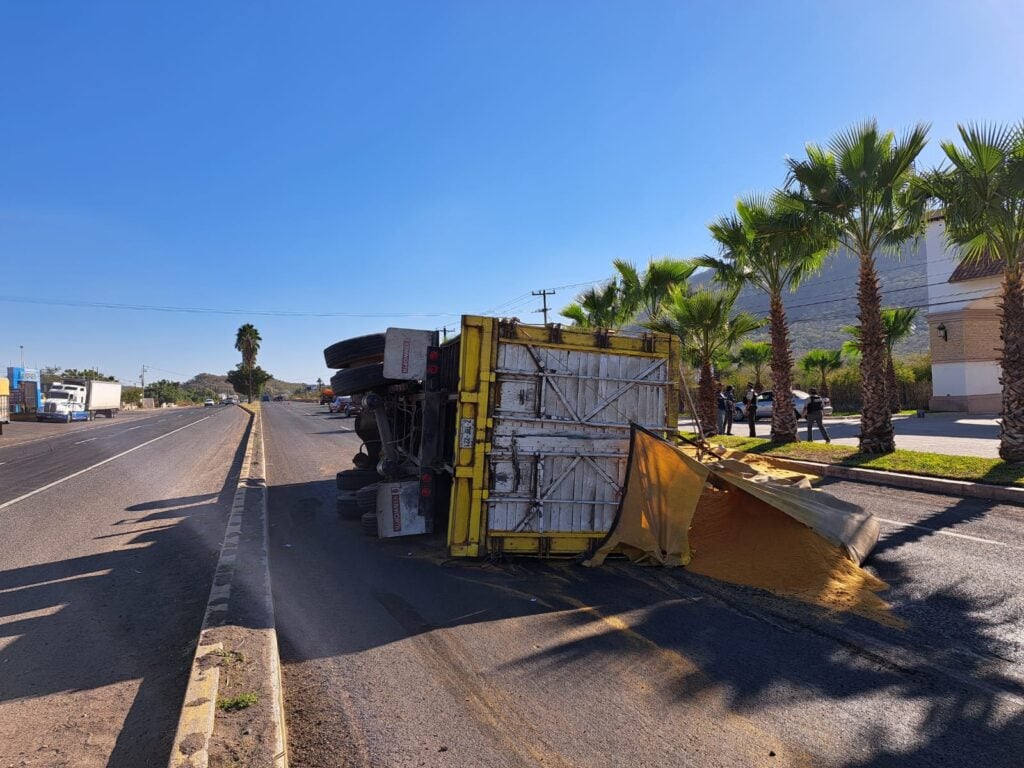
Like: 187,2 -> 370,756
486,343 -> 669,535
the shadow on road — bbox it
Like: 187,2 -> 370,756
268,469 -> 1024,768
0,420 -> 251,767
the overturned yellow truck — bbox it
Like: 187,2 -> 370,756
327,317 -> 881,583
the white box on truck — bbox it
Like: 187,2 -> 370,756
86,381 -> 121,417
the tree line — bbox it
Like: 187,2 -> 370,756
559,120 -> 1024,463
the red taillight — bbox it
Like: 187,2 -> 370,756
427,349 -> 440,361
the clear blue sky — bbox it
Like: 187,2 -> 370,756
2,1 -> 1022,384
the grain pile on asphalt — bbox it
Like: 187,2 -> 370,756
687,485 -> 898,626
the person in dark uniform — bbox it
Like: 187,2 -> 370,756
723,385 -> 735,435
744,382 -> 758,437
802,388 -> 831,442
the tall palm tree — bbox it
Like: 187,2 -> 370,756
843,307 -> 918,412
559,281 -> 630,329
648,285 -> 762,436
923,122 -> 1024,463
234,323 -> 262,403
735,341 -> 771,390
787,120 -> 929,454
614,257 -> 697,323
699,192 -> 832,444
799,349 -> 842,399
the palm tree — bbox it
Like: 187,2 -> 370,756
614,257 -> 697,323
843,307 -> 918,412
923,122 -> 1024,463
699,192 -> 832,444
648,285 -> 762,436
799,349 -> 842,399
234,323 -> 262,403
735,341 -> 771,390
787,120 -> 929,454
559,281 -> 630,329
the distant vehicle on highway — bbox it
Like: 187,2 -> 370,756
203,398 -> 215,407
319,387 -> 335,405
329,395 -> 359,417
261,394 -> 271,402
735,389 -> 833,421
38,380 -> 122,422
273,394 -> 286,401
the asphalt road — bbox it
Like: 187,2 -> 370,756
0,404 -> 249,767
265,401 -> 1023,768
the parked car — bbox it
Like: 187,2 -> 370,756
329,395 -> 360,417
735,389 -> 833,421
203,398 -> 215,407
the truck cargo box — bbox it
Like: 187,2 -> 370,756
447,316 -> 679,558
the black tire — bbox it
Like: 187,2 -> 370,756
357,483 -> 379,513
361,511 -> 379,537
330,364 -> 400,396
324,334 -> 387,369
336,468 -> 380,491
337,492 -> 362,519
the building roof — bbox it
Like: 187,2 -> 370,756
949,254 -> 1003,283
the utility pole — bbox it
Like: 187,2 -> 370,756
140,365 -> 148,406
19,345 -> 24,369
438,325 -> 455,342
532,289 -> 556,325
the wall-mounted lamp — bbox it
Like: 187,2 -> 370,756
936,323 -> 948,342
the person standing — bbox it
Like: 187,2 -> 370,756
716,383 -> 727,436
803,388 -> 831,443
744,382 -> 758,437
723,385 -> 735,435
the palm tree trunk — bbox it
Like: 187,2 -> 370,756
819,369 -> 830,399
768,291 -> 797,444
248,365 -> 253,404
999,266 -> 1024,463
857,253 -> 895,453
885,353 -> 900,413
698,360 -> 717,436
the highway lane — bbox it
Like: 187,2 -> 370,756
264,401 -> 1023,768
0,406 -> 224,506
0,404 -> 249,768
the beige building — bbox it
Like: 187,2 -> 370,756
925,218 -> 1003,413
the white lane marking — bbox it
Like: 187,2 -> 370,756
877,517 -> 1016,548
126,426 -> 143,431
0,416 -> 212,512
73,438 -> 98,444
0,462 -> 5,466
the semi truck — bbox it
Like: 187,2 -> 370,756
326,317 -> 679,557
38,379 -> 123,422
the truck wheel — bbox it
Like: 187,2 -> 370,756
330,364 -> 400,396
324,334 -> 387,369
361,511 -> 379,537
356,483 -> 379,513
337,492 -> 361,519
336,468 -> 380,491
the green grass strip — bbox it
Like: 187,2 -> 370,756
685,434 -> 1024,487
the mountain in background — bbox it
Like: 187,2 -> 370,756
183,372 -> 310,396
691,240 -> 931,356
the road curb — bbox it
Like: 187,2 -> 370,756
168,408 -> 288,767
754,455 -> 1024,505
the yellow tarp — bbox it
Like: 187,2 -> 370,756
584,426 -> 894,624
585,427 -> 709,566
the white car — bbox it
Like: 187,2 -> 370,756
735,389 -> 833,421
203,398 -> 215,407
